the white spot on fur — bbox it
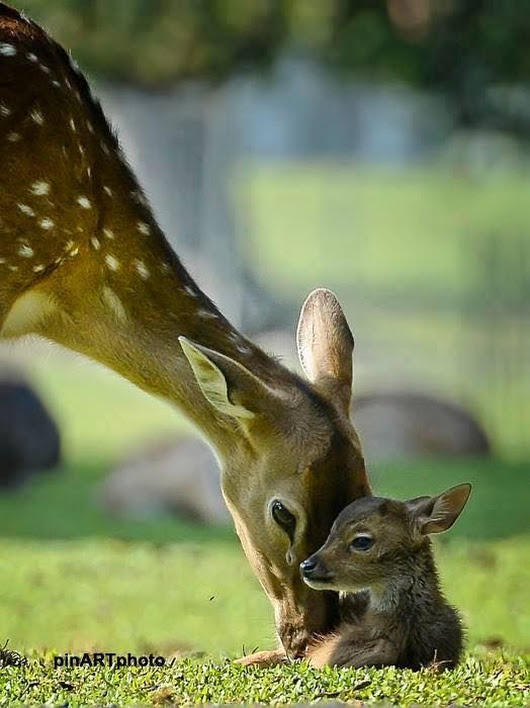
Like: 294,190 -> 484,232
228,332 -> 243,345
184,285 -> 197,297
39,217 -> 54,230
100,141 -> 110,155
27,52 -> 38,62
91,237 -> 101,251
102,286 -> 126,321
77,196 -> 91,209
69,117 -> 76,132
103,186 -> 113,196
33,264 -> 45,273
160,263 -> 171,274
0,104 -> 11,117
18,203 -> 35,217
0,43 -> 16,57
7,132 -> 20,142
18,244 -> 34,258
134,260 -> 149,280
30,109 -> 44,125
51,80 -> 61,88
39,64 -> 50,74
31,181 -> 50,196
131,190 -> 149,207
137,221 -> 150,235
199,310 -> 217,320
86,121 -> 94,134
105,254 -> 119,271
103,228 -> 115,240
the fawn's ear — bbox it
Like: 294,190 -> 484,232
407,483 -> 472,535
296,288 -> 354,416
180,337 -> 279,424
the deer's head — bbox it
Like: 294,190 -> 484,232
180,289 -> 370,657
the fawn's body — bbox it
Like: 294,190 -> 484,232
0,3 -> 370,658
301,485 -> 471,669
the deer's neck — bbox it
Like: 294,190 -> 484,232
34,200 -> 293,456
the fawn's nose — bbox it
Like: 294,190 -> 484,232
300,556 -> 323,579
300,557 -> 317,574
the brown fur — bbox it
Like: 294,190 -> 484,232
0,4 -> 370,658
302,485 -> 471,669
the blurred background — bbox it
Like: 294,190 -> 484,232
0,0 -> 528,657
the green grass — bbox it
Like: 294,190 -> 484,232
243,163 -> 530,300
0,651 -> 528,707
0,535 -> 528,656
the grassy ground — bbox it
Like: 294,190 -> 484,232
0,164 -> 528,704
0,651 -> 528,706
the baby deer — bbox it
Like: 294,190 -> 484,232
300,483 -> 471,670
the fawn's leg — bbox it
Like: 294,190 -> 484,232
308,633 -> 398,669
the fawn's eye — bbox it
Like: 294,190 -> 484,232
349,534 -> 374,552
271,500 -> 296,536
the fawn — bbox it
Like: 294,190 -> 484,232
300,483 -> 471,670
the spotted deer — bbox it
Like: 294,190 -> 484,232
0,3 -> 370,662
301,484 -> 471,669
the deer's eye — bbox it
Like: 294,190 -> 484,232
349,534 -> 374,552
271,500 -> 296,536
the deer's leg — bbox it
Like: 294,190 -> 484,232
234,649 -> 287,667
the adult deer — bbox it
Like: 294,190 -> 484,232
0,3 -> 370,661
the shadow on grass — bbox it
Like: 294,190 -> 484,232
0,457 -> 527,543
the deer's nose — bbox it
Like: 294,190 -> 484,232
300,556 -> 319,578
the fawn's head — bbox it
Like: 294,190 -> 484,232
180,289 -> 370,656
301,484 -> 471,595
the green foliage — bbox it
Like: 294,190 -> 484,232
22,0 -> 287,85
17,0 -> 530,109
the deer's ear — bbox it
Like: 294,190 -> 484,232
407,484 -> 472,535
296,288 -> 354,415
180,337 -> 276,424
